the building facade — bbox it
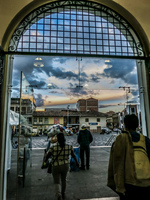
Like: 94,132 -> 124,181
77,98 -> 98,112
107,104 -> 142,130
33,109 -> 107,133
33,110 -> 64,133
11,98 -> 36,126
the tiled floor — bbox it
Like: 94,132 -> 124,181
81,198 -> 119,200
7,148 -> 119,200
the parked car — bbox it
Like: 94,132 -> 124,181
113,128 -> 121,134
31,132 -> 37,137
101,127 -> 112,134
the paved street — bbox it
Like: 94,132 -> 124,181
31,133 -> 118,149
8,132 -> 119,200
7,148 -> 118,200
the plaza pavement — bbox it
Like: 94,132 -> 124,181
31,133 -> 118,149
7,133 -> 119,200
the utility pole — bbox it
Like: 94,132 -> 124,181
76,57 -> 83,89
119,86 -> 130,105
67,105 -> 70,128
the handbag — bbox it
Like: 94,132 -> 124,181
47,162 -> 52,173
41,149 -> 49,169
47,146 -> 64,174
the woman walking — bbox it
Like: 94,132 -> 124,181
45,132 -> 79,200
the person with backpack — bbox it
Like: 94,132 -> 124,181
77,124 -> 93,170
107,114 -> 150,200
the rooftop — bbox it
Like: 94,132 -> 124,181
33,110 -> 108,117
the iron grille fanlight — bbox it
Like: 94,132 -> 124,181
9,0 -> 144,57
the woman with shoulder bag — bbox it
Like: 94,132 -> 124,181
45,132 -> 79,200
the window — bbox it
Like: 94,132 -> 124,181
44,117 -> 48,123
27,107 -> 32,113
130,107 -> 135,114
9,1 -> 144,57
85,118 -> 89,122
39,117 -> 43,123
16,107 -> 20,112
97,118 -> 100,122
22,107 -> 26,114
34,117 -> 37,123
10,107 -> 14,111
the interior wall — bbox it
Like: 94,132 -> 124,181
0,0 -> 150,199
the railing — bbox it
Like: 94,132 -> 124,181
105,134 -> 117,146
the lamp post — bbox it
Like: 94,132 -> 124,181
119,86 -> 130,105
67,105 -> 70,128
76,57 -> 83,89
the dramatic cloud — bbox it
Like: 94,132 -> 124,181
12,56 -> 139,111
90,73 -> 101,83
34,94 -> 45,107
102,59 -> 137,85
29,80 -> 47,88
131,89 -> 139,97
49,66 -> 78,80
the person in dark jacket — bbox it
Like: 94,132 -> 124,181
107,114 -> 150,200
77,124 -> 93,170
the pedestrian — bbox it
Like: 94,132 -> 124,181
45,132 -> 79,200
107,114 -> 150,200
13,141 -> 18,149
77,124 -> 93,170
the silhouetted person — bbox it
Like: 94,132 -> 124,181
107,114 -> 150,200
77,124 -> 93,170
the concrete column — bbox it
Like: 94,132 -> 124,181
0,53 -> 10,200
0,51 -> 6,200
3,55 -> 14,200
136,60 -> 150,137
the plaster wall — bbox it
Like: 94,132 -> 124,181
80,116 -> 107,129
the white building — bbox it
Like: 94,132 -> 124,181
78,111 -> 108,132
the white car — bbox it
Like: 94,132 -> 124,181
113,128 -> 121,134
101,127 -> 112,134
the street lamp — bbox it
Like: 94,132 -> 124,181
76,57 -> 83,89
67,105 -> 70,128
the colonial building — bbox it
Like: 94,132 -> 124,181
10,98 -> 36,126
107,104 -> 142,130
33,110 -> 65,133
33,109 -> 108,133
77,98 -> 98,112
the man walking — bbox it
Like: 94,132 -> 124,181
77,124 -> 93,170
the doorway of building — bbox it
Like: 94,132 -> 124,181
2,1 -> 150,200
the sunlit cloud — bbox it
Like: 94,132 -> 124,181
11,56 -> 138,112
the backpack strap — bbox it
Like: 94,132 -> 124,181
52,146 -> 64,165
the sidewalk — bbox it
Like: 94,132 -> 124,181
7,147 -> 119,200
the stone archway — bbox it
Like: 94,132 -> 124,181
0,1 -> 150,199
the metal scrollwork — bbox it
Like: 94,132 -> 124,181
136,42 -> 144,57
8,0 -> 145,58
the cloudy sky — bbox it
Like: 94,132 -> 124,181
11,55 -> 139,112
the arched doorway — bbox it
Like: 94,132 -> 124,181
5,0 -> 150,142
1,1 -> 150,199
